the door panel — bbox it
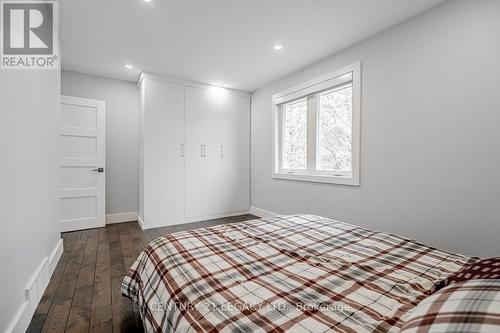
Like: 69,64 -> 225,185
61,103 -> 97,128
144,79 -> 185,223
61,135 -> 97,158
204,91 -> 225,216
185,87 -> 206,218
61,196 -> 96,220
220,95 -> 250,213
60,166 -> 97,189
60,96 -> 105,232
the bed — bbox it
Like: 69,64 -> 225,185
121,215 -> 476,333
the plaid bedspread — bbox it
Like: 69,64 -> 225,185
121,215 -> 473,333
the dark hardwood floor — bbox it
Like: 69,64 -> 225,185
27,214 -> 258,333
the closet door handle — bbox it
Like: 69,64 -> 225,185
200,144 -> 204,157
203,144 -> 207,157
220,145 -> 224,158
180,143 -> 184,157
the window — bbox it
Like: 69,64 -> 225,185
318,84 -> 352,173
272,62 -> 361,186
282,98 -> 308,170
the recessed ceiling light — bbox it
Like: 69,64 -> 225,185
273,44 -> 283,51
125,64 -> 133,69
143,0 -> 152,3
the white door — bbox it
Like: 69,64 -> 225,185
220,94 -> 250,213
204,90 -> 225,216
60,95 -> 105,232
143,79 -> 185,223
185,87 -> 207,218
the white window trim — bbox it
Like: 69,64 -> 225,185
272,61 -> 361,186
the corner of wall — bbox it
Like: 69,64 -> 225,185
250,206 -> 278,218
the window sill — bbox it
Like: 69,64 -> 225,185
272,172 -> 359,186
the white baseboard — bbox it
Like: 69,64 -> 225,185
6,302 -> 30,333
140,210 -> 250,230
48,239 -> 64,278
5,238 -> 64,333
137,214 -> 145,229
106,211 -> 138,224
250,206 -> 279,218
61,218 -> 105,232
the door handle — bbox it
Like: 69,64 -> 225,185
203,144 -> 207,157
180,143 -> 185,157
221,145 -> 224,158
200,144 -> 204,157
92,167 -> 104,173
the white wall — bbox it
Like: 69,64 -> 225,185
0,69 -> 61,330
61,70 -> 139,217
251,0 -> 500,257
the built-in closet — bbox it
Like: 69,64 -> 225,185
138,73 -> 250,228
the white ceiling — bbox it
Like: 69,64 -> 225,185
61,0 -> 446,92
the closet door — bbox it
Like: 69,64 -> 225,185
185,87 -> 207,218
204,90 -> 226,216
185,86 -> 250,218
220,94 -> 250,213
144,79 -> 185,223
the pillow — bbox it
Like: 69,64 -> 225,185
448,257 -> 500,282
400,279 -> 500,333
437,257 -> 500,289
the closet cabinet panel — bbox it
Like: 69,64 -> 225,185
185,87 -> 207,218
204,91 -> 226,216
220,94 -> 250,213
143,79 -> 185,223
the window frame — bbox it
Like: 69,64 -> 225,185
272,61 -> 361,186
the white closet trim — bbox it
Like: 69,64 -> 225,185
138,72 -> 251,99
